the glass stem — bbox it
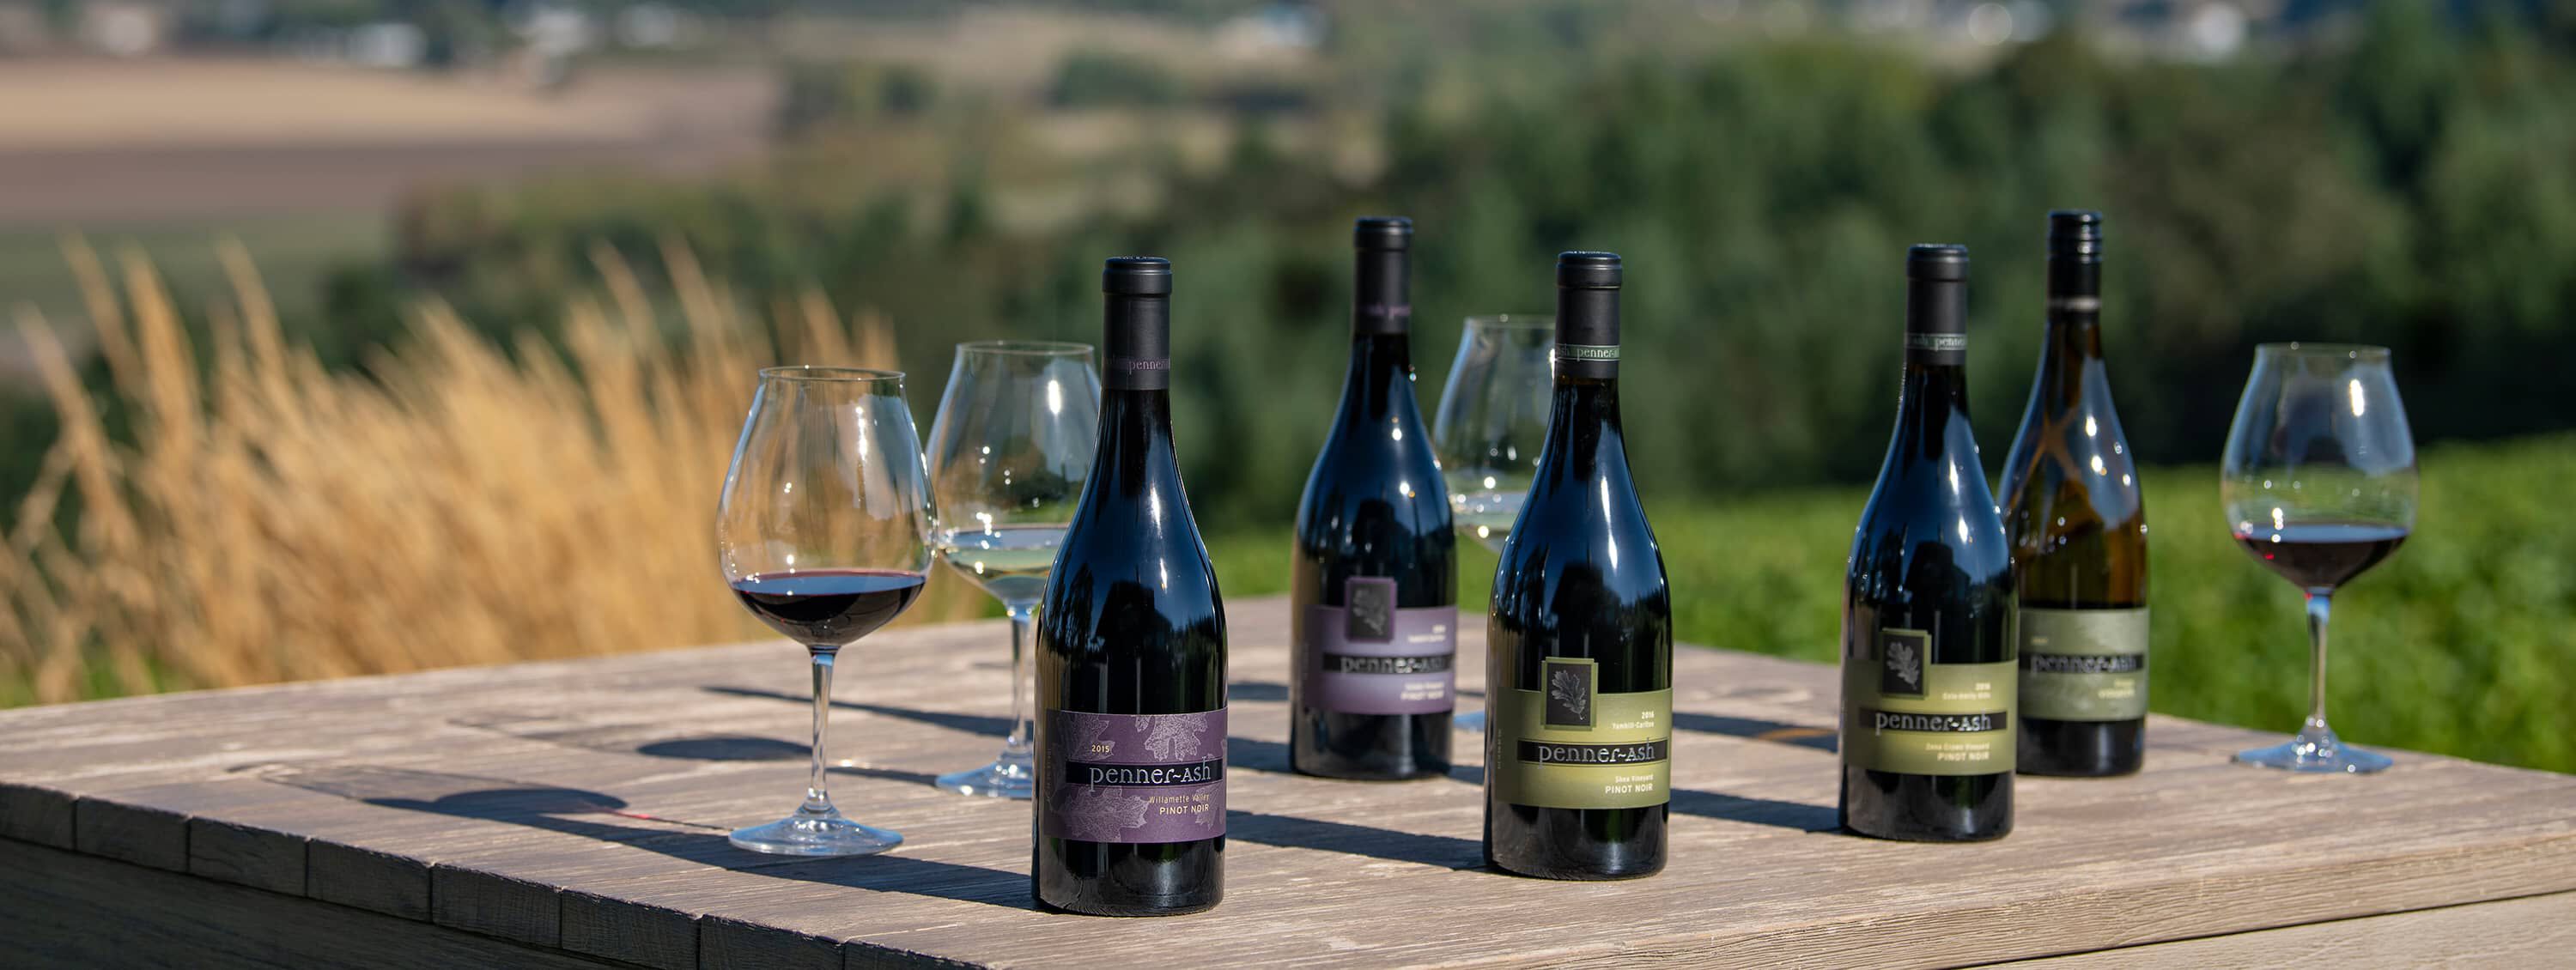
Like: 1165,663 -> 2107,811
804,648 -> 837,815
1003,604 -> 1036,761
2300,589 -> 2334,743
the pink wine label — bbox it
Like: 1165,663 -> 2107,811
1299,577 -> 1456,715
1042,708 -> 1226,844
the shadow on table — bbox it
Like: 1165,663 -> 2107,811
1226,809 -> 1486,870
1672,712 -> 1838,754
258,765 -> 1031,909
698,686 -> 1302,778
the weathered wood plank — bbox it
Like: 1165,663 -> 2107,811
0,595 -> 2569,969
2002,889 -> 2576,968
0,779 -> 74,848
72,796 -> 187,870
0,838 -> 628,969
190,816 -> 308,894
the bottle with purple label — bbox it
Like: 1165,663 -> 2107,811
1033,257 -> 1228,916
1289,217 -> 1458,781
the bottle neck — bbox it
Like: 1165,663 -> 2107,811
1352,247 -> 1410,336
1337,331 -> 1415,421
1893,361 -> 1972,460
2038,258 -> 2104,403
1537,373 -> 1626,485
1097,385 -> 1178,487
1103,294 -> 1170,391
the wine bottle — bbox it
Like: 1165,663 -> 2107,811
1032,257 -> 1227,916
1839,244 -> 2016,843
1290,216 -> 1458,780
1999,211 -> 2149,778
1484,252 -> 1672,881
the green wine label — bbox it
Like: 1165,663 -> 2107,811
1491,657 -> 1671,809
1843,628 -> 2015,775
2019,607 -> 2149,721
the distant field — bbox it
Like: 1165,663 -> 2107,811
0,58 -> 776,225
1206,433 -> 2576,774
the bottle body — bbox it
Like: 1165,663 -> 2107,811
1292,218 -> 1458,780
1840,245 -> 2016,843
2000,212 -> 2149,778
1034,258 -> 1227,916
1485,253 -> 1673,880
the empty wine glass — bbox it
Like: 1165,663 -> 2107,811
1431,313 -> 1554,731
2221,343 -> 2417,773
717,367 -> 934,854
925,342 -> 1100,799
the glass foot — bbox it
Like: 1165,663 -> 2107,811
935,754 -> 1034,800
729,807 -> 902,857
1455,709 -> 1486,732
2235,726 -> 2392,774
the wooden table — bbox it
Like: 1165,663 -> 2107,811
4,596 -> 2573,968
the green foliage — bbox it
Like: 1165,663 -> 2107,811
313,19 -> 2576,532
1204,433 -> 2576,774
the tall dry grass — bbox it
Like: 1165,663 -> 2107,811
2,237 -> 978,705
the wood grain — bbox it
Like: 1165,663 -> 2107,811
2004,890 -> 2576,968
0,839 -> 626,969
0,595 -> 2569,969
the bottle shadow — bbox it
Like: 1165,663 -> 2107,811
697,686 -> 1300,778
1224,809 -> 1485,870
255,765 -> 1030,909
1671,712 -> 1838,754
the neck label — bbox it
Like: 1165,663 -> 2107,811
1557,344 -> 1619,362
1355,302 -> 1413,334
1905,332 -> 1966,365
1106,355 -> 1170,390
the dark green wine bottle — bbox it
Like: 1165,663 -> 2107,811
2000,211 -> 2149,778
1838,244 -> 2015,843
1484,252 -> 1673,880
1289,216 -> 1457,780
1032,257 -> 1227,916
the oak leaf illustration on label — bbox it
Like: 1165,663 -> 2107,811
1137,712 -> 1211,761
1889,640 -> 1921,691
1549,669 -> 1589,719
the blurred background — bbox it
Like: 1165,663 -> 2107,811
1,1 -> 2569,772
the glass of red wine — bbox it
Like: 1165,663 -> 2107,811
2221,343 -> 2417,773
717,366 -> 933,854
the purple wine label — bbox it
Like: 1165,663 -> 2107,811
1298,577 -> 1456,715
1042,708 -> 1226,843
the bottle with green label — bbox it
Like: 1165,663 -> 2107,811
1999,211 -> 2149,778
1484,252 -> 1672,880
1839,244 -> 2015,843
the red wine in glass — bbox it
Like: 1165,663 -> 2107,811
2230,523 -> 2409,591
2219,342 -> 2417,774
731,569 -> 928,648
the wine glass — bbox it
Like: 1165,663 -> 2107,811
1430,313 -> 1554,731
716,367 -> 934,854
924,341 -> 1101,799
2221,343 -> 2417,773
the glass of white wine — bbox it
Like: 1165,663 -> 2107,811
924,341 -> 1101,798
1431,314 -> 1554,731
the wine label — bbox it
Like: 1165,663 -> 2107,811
1844,628 -> 2015,775
1042,708 -> 1226,843
2019,607 -> 2149,721
1298,578 -> 1455,715
1491,657 -> 1671,809
1555,344 -> 1619,362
